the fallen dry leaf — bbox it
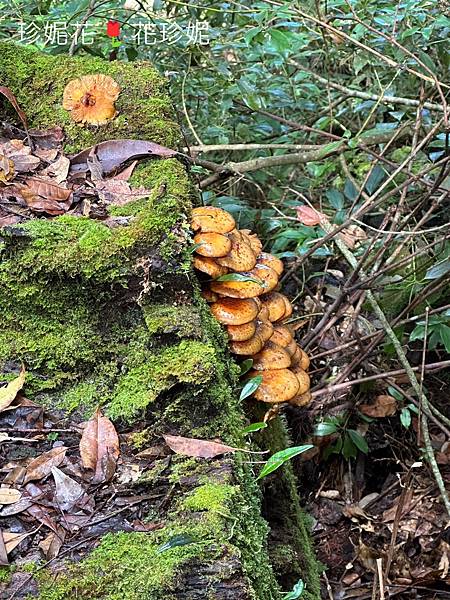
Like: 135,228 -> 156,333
19,176 -> 72,215
95,179 -> 151,206
295,205 -> 326,226
2,530 -> 35,555
360,395 -> 397,418
26,504 -> 59,533
0,139 -> 40,172
0,487 -> 21,505
339,224 -> 368,248
70,139 -> 177,175
51,466 -> 86,511
0,366 -> 26,413
39,528 -> 65,560
79,409 -> 120,484
164,434 -> 239,458
40,154 -> 70,183
23,446 -> 67,484
113,160 -> 138,181
30,126 -> 64,150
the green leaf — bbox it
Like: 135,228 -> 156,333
326,189 -> 345,210
240,375 -> 263,402
283,579 -> 305,599
256,445 -> 314,480
424,259 -> 450,280
216,273 -> 264,286
365,165 -> 387,195
314,421 -> 338,436
387,386 -> 404,401
342,434 -> 358,460
239,359 -> 254,377
242,422 -> 268,434
347,430 -> 369,454
269,29 -> 293,53
157,534 -> 195,554
439,324 -> 450,353
400,407 -> 411,429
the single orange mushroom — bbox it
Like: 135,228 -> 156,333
191,206 -> 236,234
193,255 -> 228,278
257,252 -> 284,276
210,297 -> 259,325
260,292 -> 287,322
217,230 -> 257,272
240,229 -> 263,255
251,341 -> 291,370
249,368 -> 300,403
270,324 -> 294,348
289,390 -> 312,407
229,333 -> 264,355
227,321 -> 257,342
290,364 -> 311,395
63,74 -> 120,125
255,318 -> 274,344
194,232 -> 232,258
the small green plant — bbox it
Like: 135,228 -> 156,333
314,415 -> 369,460
256,445 -> 314,480
387,386 -> 419,430
409,309 -> 450,353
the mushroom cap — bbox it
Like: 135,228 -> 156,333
193,255 -> 228,278
255,318 -> 274,344
240,229 -> 263,255
270,324 -> 294,348
257,305 -> 270,322
251,341 -> 292,370
250,368 -> 300,403
210,275 -> 264,298
290,346 -> 302,366
284,339 -> 298,357
191,206 -> 236,234
210,297 -> 259,325
216,230 -> 257,272
281,295 -> 293,320
290,365 -> 311,395
227,320 -> 257,342
289,390 -> 312,407
253,263 -> 279,293
298,348 -> 310,370
229,333 -> 264,355
194,232 -> 232,258
257,252 -> 284,276
201,289 -> 219,303
260,292 -> 287,322
63,74 -> 120,125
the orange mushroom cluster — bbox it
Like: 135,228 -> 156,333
191,206 -> 312,408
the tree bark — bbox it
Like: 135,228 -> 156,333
0,42 -> 321,600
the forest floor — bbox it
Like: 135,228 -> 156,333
283,282 -> 450,599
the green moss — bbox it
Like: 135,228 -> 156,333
0,566 -> 12,584
143,303 -> 202,338
184,482 -> 237,513
36,530 -> 212,600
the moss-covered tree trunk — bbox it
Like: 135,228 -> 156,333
0,43 -> 320,600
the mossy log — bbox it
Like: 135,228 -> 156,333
0,43 -> 321,600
